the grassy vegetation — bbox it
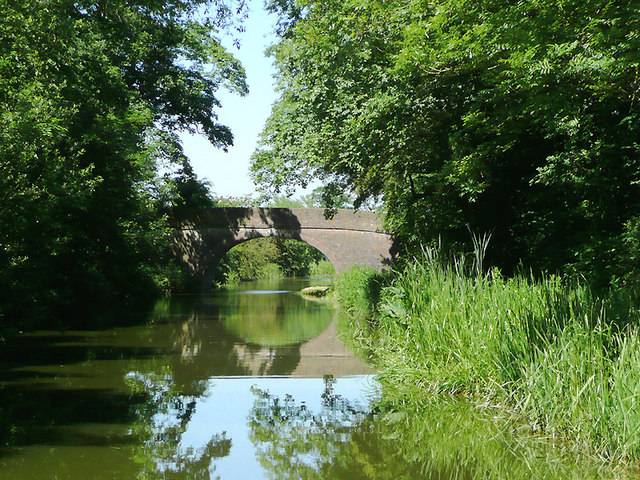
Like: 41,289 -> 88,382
309,260 -> 336,276
334,250 -> 640,463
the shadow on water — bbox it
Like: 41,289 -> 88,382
0,384 -> 146,446
0,293 -> 243,478
0,335 -> 163,375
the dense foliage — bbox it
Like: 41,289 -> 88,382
214,186 -> 354,209
215,237 -> 329,285
0,0 -> 246,326
253,0 -> 640,286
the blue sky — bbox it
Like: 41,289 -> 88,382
180,2 -> 278,197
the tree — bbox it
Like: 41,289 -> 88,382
252,0 -> 640,286
0,0 -> 247,326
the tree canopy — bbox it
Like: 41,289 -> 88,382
252,0 -> 640,286
0,0 -> 247,326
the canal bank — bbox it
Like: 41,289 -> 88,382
332,253 -> 640,477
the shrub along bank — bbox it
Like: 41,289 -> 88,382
334,250 -> 640,462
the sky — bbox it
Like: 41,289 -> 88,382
180,2 -> 278,198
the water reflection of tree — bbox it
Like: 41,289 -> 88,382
248,375 -> 372,480
247,379 -> 616,480
126,371 -> 231,479
0,287 -> 330,477
218,289 -> 332,347
119,292 -> 314,478
119,296 -> 244,478
123,290 -> 320,478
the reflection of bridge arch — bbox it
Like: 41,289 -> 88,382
172,207 -> 395,288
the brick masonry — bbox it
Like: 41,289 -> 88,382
173,207 -> 395,285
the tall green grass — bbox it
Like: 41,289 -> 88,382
331,266 -> 389,322
336,249 -> 640,462
309,260 -> 336,276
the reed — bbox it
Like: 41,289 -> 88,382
336,248 -> 640,461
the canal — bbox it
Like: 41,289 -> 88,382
0,278 -> 620,479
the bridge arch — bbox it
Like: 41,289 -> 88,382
172,207 -> 395,290
210,234 -> 337,275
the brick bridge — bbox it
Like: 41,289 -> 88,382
173,207 -> 394,288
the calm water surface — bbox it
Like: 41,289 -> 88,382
0,278 -> 624,479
